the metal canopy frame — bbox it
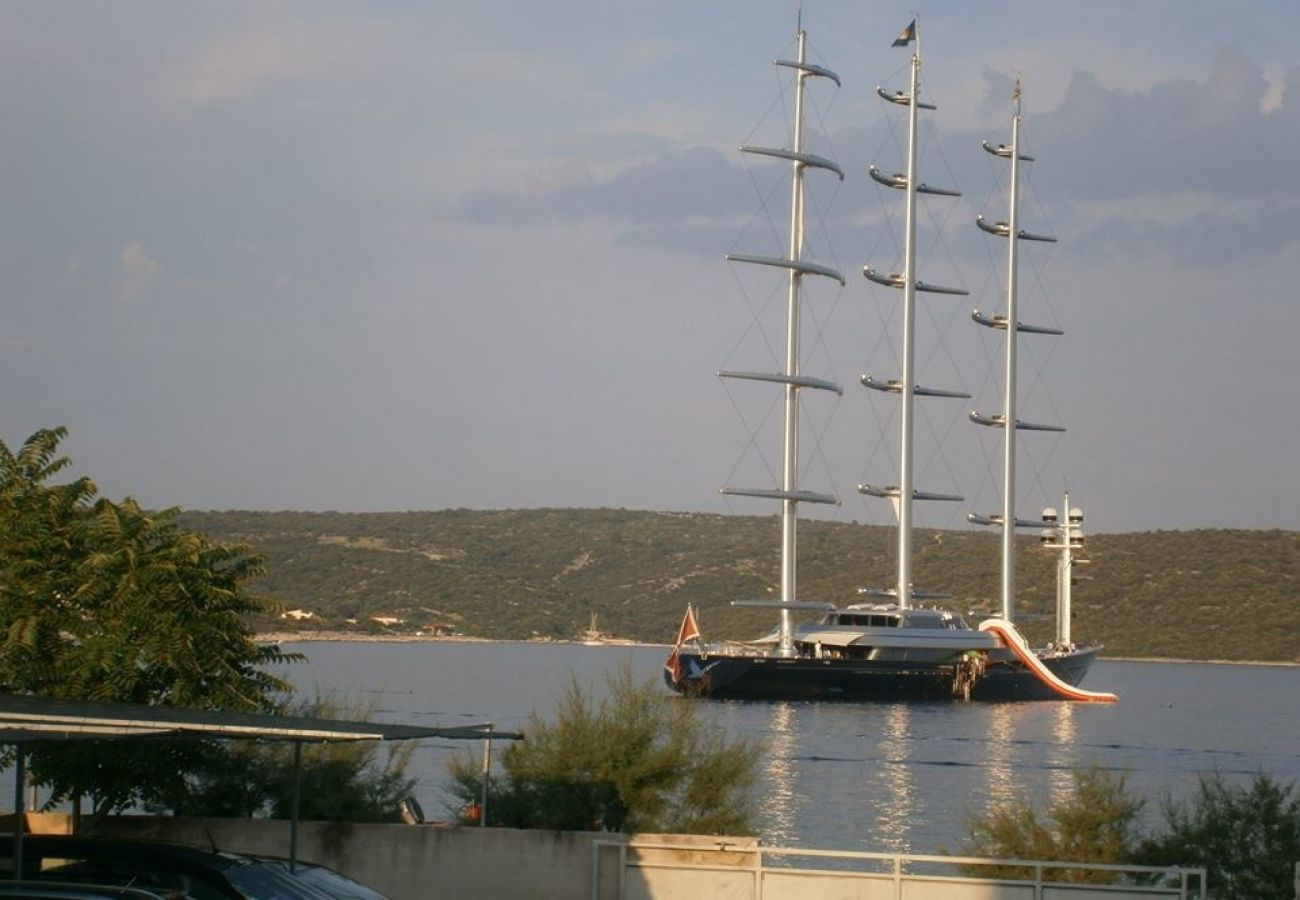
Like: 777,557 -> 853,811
0,693 -> 517,743
1,692 -> 522,878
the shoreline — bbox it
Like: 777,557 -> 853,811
257,632 -> 1297,666
258,631 -> 661,648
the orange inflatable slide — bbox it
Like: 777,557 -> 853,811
978,618 -> 1118,703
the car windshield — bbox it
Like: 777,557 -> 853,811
278,866 -> 387,900
224,864 -> 334,900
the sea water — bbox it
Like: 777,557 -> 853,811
275,641 -> 1300,853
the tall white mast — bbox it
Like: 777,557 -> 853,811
1000,88 -> 1023,619
970,82 -> 1062,623
780,28 -> 810,647
722,23 -> 843,654
897,42 -> 921,608
863,19 -> 967,609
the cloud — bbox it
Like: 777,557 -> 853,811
449,43 -> 1300,265
120,241 -> 160,303
618,37 -> 690,72
453,146 -> 754,227
1021,46 -> 1300,261
171,18 -> 395,107
1029,45 -> 1296,198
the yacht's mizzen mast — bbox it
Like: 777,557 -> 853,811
969,82 -> 1062,623
721,26 -> 843,655
862,19 -> 968,610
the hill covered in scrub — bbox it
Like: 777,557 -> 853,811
178,508 -> 1300,663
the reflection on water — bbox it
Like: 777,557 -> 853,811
1048,702 -> 1079,806
868,704 -> 916,853
984,704 -> 1017,807
759,702 -> 799,846
275,645 -> 1300,853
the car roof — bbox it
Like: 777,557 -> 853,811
10,835 -> 244,873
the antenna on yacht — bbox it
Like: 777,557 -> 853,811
1041,494 -> 1087,647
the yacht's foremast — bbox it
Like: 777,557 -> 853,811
721,25 -> 843,655
896,37 -> 922,611
780,28 -> 812,653
862,20 -> 968,610
970,83 -> 1062,623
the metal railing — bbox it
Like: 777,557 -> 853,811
592,839 -> 1208,900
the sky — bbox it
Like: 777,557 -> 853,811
2,1 -> 1299,535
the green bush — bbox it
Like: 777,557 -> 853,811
147,698 -> 417,823
1136,774 -> 1300,900
959,770 -> 1300,898
446,664 -> 760,834
955,769 -> 1144,883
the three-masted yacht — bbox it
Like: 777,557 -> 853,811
665,21 -> 1112,702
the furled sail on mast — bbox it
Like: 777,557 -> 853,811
860,18 -> 968,609
968,81 -> 1062,623
720,25 -> 844,655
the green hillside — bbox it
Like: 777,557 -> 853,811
177,508 -> 1300,663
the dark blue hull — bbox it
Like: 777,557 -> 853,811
666,646 -> 1100,702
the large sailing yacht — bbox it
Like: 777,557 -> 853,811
665,20 -> 1112,703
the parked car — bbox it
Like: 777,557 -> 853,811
0,882 -> 166,900
0,836 -> 387,900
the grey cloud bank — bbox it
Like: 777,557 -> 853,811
0,2 -> 1297,534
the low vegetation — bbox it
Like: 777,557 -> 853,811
957,769 -> 1300,900
181,508 -> 1300,662
957,769 -> 1146,882
1137,773 -> 1300,900
445,664 -> 760,834
148,698 -> 418,823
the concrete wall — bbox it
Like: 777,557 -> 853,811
0,813 -> 73,835
87,816 -> 616,900
19,816 -> 1200,900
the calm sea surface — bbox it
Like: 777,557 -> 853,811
275,642 -> 1300,853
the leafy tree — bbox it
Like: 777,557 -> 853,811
148,699 -> 418,823
0,427 -> 299,812
446,664 -> 760,834
955,769 -> 1144,883
1136,774 -> 1300,900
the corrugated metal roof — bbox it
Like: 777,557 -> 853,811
0,693 -> 521,743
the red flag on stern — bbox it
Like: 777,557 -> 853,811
675,604 -> 701,647
664,605 -> 701,683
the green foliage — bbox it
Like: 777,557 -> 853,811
180,508 -> 1300,662
0,428 -> 300,812
446,664 -> 760,834
956,769 -> 1145,883
960,770 -> 1300,898
147,699 -> 418,823
1136,774 -> 1300,900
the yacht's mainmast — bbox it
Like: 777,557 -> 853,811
863,19 -> 968,609
969,83 -> 1062,623
721,25 -> 844,654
